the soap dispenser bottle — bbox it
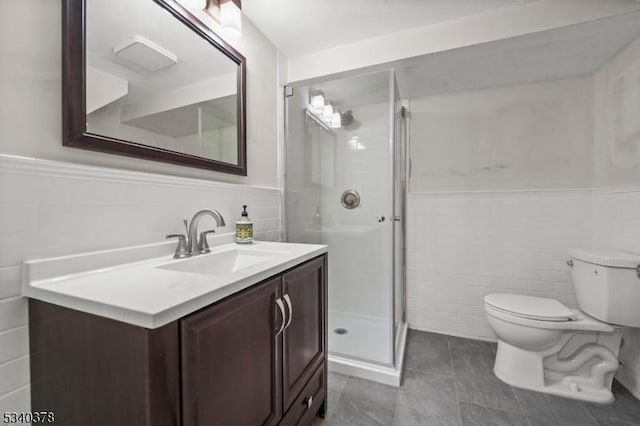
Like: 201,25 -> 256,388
235,205 -> 253,244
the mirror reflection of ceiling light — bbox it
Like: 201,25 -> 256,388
113,36 -> 177,72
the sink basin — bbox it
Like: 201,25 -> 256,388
158,248 -> 275,276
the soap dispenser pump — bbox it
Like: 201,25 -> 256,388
235,205 -> 253,244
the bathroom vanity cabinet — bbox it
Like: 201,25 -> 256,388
29,254 -> 327,426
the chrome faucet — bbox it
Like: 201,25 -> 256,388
166,209 -> 226,258
187,209 -> 226,255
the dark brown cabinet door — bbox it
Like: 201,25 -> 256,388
181,276 -> 283,426
282,256 -> 327,412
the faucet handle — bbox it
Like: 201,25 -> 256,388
199,230 -> 216,254
166,234 -> 191,259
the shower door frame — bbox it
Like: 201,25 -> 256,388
388,69 -> 407,368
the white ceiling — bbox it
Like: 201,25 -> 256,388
395,9 -> 640,99
295,10 -> 640,106
243,0 -> 538,57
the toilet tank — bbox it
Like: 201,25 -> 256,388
569,249 -> 640,328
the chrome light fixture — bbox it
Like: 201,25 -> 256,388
178,0 -> 243,39
219,0 -> 242,39
206,0 -> 242,39
308,91 -> 342,129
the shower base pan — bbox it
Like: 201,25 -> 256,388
328,321 -> 407,387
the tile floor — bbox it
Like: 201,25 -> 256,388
316,330 -> 640,426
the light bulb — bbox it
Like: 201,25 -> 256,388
311,94 -> 325,114
323,103 -> 333,120
221,1 -> 242,39
331,111 -> 342,129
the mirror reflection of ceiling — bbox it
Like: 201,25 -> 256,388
85,0 -> 240,165
86,0 -> 237,103
123,96 -> 237,137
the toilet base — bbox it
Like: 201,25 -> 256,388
494,337 -> 621,404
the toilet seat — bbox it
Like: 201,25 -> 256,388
484,294 -> 576,322
484,295 -> 616,333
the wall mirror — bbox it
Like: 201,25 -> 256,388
63,0 -> 247,175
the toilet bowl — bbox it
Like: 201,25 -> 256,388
484,249 -> 640,404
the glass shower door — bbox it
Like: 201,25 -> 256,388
285,71 -> 395,366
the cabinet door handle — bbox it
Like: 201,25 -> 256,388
275,298 -> 286,336
303,395 -> 313,409
283,294 -> 293,330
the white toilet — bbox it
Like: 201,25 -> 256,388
484,248 -> 640,404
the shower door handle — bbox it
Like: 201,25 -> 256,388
377,216 -> 385,222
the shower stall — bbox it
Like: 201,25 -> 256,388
284,70 -> 407,385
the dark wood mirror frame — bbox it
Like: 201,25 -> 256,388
62,0 -> 247,175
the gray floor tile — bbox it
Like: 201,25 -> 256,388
404,330 -> 454,378
331,377 -> 398,426
459,402 -> 528,426
583,381 -> 640,426
448,336 -> 496,354
326,331 -> 640,426
513,387 -> 597,426
326,372 -> 349,418
450,347 -> 521,414
393,369 -> 461,426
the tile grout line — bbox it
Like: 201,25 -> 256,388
0,383 -> 30,401
449,337 -> 527,416
447,336 -> 465,426
511,386 -> 533,426
403,365 -> 454,379
0,352 -> 30,369
581,401 -> 602,426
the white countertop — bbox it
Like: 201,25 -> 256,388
23,237 -> 327,329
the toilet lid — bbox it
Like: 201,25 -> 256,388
484,294 -> 577,322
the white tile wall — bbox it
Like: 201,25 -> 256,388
0,154 -> 282,410
406,187 -> 640,398
406,190 -> 592,340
